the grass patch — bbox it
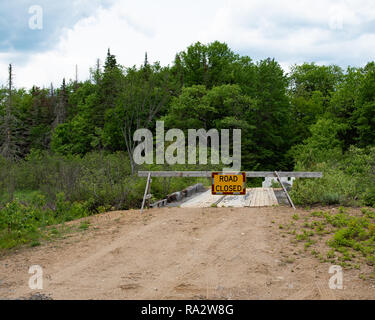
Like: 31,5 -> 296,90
0,194 -> 92,251
79,221 -> 90,230
281,207 -> 375,280
292,214 -> 300,221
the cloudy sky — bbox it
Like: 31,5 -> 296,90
1,0 -> 375,89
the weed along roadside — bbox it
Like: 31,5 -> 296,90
278,206 -> 375,282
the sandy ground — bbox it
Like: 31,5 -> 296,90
0,206 -> 374,300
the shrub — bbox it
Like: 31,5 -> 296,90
290,146 -> 375,207
0,151 -> 213,250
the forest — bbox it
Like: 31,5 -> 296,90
1,41 -> 375,249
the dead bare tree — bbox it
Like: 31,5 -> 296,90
0,64 -> 20,160
52,78 -> 68,129
119,64 -> 171,174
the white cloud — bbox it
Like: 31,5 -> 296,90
1,0 -> 375,89
205,0 -> 375,64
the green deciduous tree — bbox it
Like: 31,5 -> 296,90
176,41 -> 239,88
104,62 -> 172,173
353,62 -> 375,147
250,58 -> 292,170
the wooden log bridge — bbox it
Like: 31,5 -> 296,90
138,171 -> 323,212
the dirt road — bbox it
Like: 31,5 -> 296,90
0,206 -> 374,300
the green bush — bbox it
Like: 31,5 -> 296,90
290,146 -> 375,207
0,151 -> 213,250
0,196 -> 91,250
324,209 -> 375,265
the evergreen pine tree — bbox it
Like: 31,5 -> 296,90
104,49 -> 118,71
94,49 -> 123,127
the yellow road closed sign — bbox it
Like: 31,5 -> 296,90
212,172 -> 246,195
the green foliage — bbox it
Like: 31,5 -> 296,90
0,151 -> 210,250
324,210 -> 375,268
285,208 -> 375,273
176,41 -> 239,88
250,58 -> 293,170
79,221 -> 90,230
353,62 -> 375,147
289,63 -> 344,98
163,84 -> 253,131
291,118 -> 345,168
1,44 -> 375,174
51,114 -> 94,155
0,195 -> 92,250
292,214 -> 300,220
291,146 -> 375,207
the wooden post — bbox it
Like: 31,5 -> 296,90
147,177 -> 152,209
274,171 -> 296,210
141,172 -> 151,214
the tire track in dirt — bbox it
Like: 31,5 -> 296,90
50,209 -> 268,299
1,207 -> 374,300
5,208 -> 275,299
